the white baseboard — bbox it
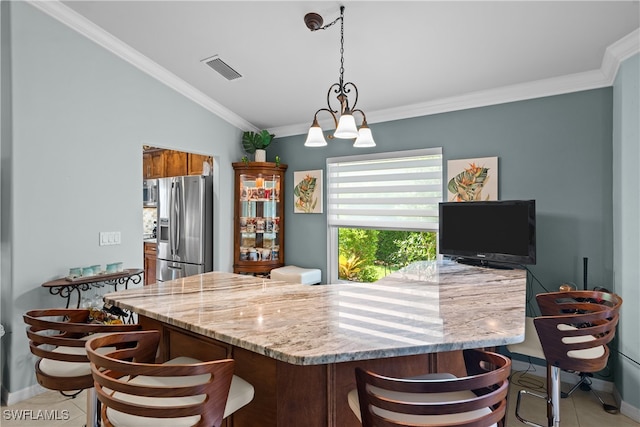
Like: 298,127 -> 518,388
511,359 -> 640,423
1,383 -> 47,406
614,387 -> 640,423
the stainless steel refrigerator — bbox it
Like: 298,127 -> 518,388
156,175 -> 213,282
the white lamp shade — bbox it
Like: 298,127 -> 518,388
304,126 -> 328,147
353,127 -> 376,147
333,114 -> 359,139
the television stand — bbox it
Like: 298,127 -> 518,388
455,258 -> 515,270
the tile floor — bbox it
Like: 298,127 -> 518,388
506,371 -> 639,427
1,390 -> 87,427
1,373 -> 638,426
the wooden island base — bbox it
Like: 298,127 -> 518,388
140,315 -> 466,427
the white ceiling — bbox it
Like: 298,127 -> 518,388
48,1 -> 639,137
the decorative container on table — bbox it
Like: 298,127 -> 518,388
233,161 -> 287,275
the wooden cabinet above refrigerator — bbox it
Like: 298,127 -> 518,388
143,148 -> 213,179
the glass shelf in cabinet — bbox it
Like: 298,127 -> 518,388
240,231 -> 276,235
239,198 -> 280,203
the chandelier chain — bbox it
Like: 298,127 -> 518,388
314,15 -> 341,31
339,7 -> 345,86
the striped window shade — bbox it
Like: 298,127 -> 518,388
326,148 -> 443,231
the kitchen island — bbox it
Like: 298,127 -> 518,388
104,260 -> 526,427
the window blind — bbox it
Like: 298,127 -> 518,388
326,148 -> 443,231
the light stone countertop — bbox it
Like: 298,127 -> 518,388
104,260 -> 526,365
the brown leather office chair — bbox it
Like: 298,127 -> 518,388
86,330 -> 255,427
349,349 -> 511,427
24,308 -> 141,427
514,290 -> 622,427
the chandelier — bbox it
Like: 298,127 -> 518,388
303,6 -> 375,148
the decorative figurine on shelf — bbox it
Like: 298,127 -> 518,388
241,155 -> 249,165
275,155 -> 281,167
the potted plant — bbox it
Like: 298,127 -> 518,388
242,130 -> 274,162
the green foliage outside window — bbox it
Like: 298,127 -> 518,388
392,232 -> 437,266
338,254 -> 364,281
338,229 -> 378,282
339,229 -> 379,266
338,228 -> 437,283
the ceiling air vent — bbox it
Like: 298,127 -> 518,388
202,55 -> 242,81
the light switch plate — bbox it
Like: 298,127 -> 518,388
99,231 -> 121,246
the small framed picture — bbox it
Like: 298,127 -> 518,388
447,157 -> 498,201
293,170 -> 323,213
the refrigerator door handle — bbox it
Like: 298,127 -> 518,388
169,182 -> 173,256
169,181 -> 176,256
175,180 -> 181,256
168,265 -> 182,270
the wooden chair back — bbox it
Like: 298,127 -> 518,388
23,308 -> 140,391
86,330 -> 235,427
533,290 -> 622,373
355,349 -> 511,427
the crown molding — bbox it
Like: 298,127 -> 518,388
601,28 -> 640,85
27,1 -> 259,132
272,68 -> 614,138
271,29 -> 640,138
363,69 -> 610,125
28,1 -> 637,138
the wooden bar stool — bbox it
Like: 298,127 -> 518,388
24,308 -> 141,427
513,290 -> 622,427
85,330 -> 254,427
348,349 -> 511,427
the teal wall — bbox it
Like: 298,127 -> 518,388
271,89 -> 614,295
1,2 -> 243,398
613,53 -> 640,410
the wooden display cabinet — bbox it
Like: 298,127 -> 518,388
233,162 -> 287,275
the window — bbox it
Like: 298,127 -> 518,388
326,148 -> 443,283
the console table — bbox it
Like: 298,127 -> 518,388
104,261 -> 526,426
42,268 -> 143,309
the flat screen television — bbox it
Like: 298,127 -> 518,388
439,199 -> 536,267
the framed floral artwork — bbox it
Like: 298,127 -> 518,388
293,170 -> 323,213
447,157 -> 498,201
